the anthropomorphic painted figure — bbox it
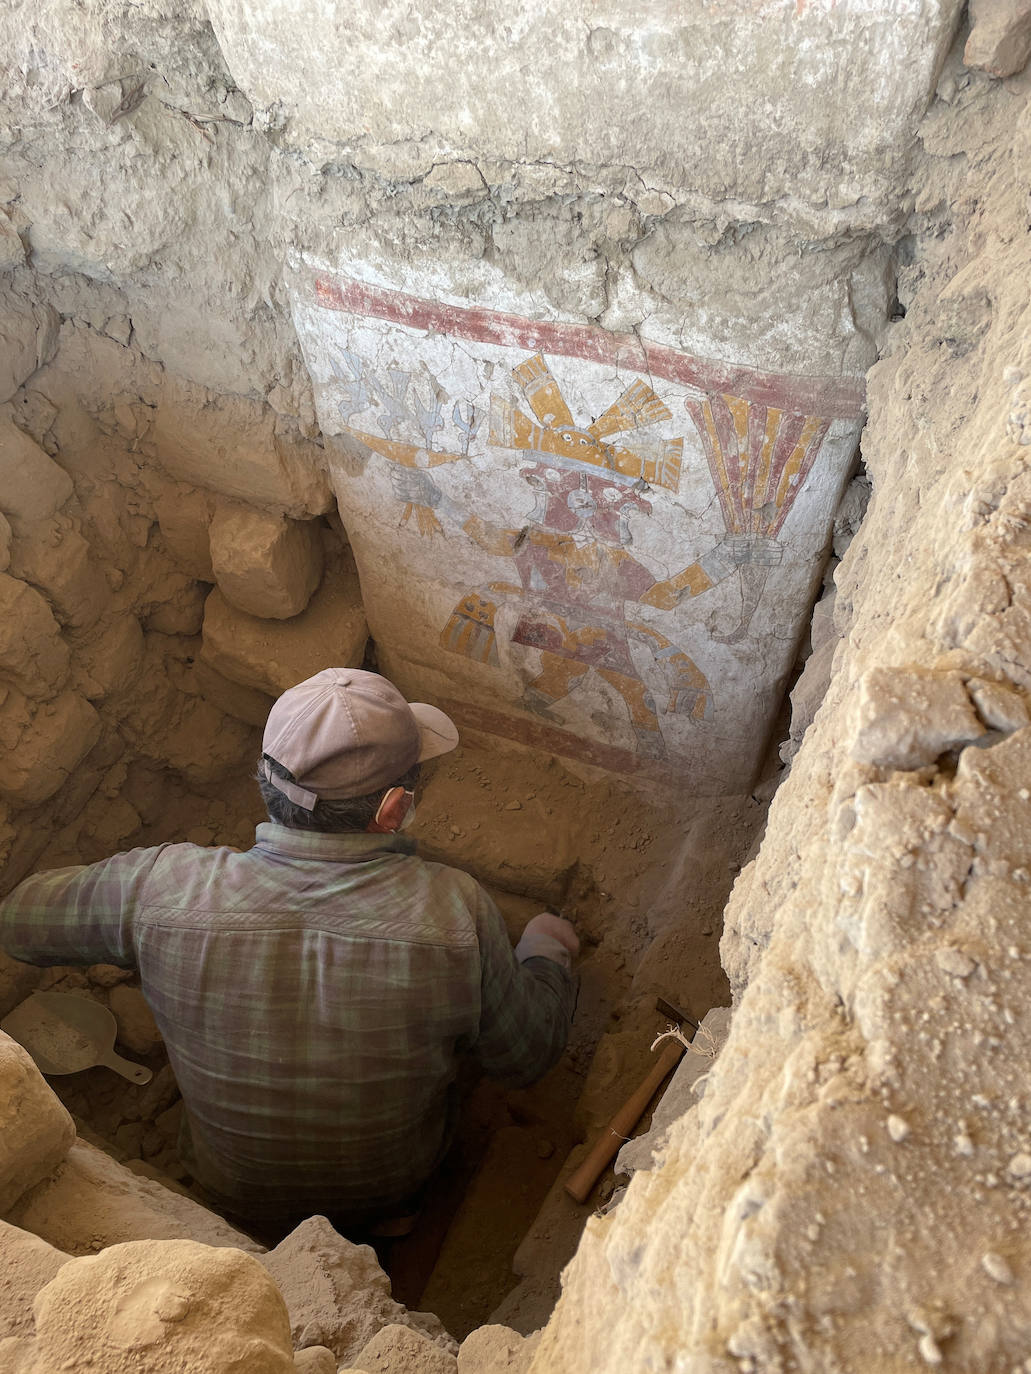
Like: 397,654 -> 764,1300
386,355 -> 756,757
0,670 -> 578,1236
335,351 -> 826,759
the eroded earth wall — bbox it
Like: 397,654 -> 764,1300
533,46 -> 1031,1374
3,1 -> 1023,1370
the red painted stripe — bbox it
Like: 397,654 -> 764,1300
312,275 -> 866,420
744,402 -> 768,536
685,396 -> 736,536
764,410 -> 808,515
770,418 -> 831,537
440,698 -> 686,784
710,393 -> 747,534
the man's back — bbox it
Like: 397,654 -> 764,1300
0,823 -> 574,1225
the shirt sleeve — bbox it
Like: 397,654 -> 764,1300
467,883 -> 577,1087
0,846 -> 167,968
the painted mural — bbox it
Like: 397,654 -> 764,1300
290,269 -> 865,786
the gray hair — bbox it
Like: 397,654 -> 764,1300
256,756 -> 421,833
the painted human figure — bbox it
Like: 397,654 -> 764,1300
351,351 -> 788,758
389,351 -> 758,758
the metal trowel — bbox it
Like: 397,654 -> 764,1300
1,991 -> 153,1085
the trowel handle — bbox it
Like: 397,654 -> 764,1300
98,1047 -> 153,1085
564,1039 -> 684,1205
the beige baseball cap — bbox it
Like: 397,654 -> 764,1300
261,668 -> 459,810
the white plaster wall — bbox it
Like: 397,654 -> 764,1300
207,0 -> 962,234
290,258 -> 862,790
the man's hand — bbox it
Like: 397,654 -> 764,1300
515,912 -> 580,970
524,912 -> 580,956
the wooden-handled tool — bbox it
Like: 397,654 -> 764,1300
564,996 -> 698,1205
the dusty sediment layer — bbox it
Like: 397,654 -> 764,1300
532,55 -> 1031,1374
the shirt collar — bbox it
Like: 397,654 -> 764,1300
252,822 -> 417,862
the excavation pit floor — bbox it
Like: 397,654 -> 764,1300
25,739 -> 770,1337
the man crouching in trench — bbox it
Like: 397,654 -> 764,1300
0,668 -> 579,1240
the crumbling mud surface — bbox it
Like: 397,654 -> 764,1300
533,48 -> 1031,1374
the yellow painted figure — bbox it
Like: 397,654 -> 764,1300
340,352 -> 828,759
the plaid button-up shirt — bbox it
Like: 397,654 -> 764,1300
0,824 -> 575,1221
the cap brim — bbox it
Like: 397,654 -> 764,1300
410,703 -> 460,761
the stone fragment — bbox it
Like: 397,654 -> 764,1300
7,1138 -> 261,1254
964,0 -> 1031,76
0,1334 -> 34,1367
134,1063 -> 181,1120
81,81 -> 129,124
422,161 -> 486,199
74,615 -> 146,700
887,1114 -> 911,1142
0,574 -> 69,698
356,1325 -> 458,1374
154,483 -> 215,581
144,582 -> 208,636
13,390 -> 59,452
209,504 -> 324,619
87,963 -> 133,989
0,689 -> 101,805
153,377 -> 332,518
258,1216 -> 454,1365
190,659 -> 275,728
0,212 -> 24,272
77,793 -> 141,853
154,1101 -> 184,1145
850,667 -> 986,770
293,1349 -> 337,1374
832,475 -> 871,558
201,560 -> 367,697
0,952 -> 42,1020
0,1221 -> 71,1341
0,1033 -> 76,1213
967,678 -> 1030,733
935,947 -> 977,978
9,517 -> 109,629
918,1332 -> 943,1365
981,1251 -> 1015,1284
150,695 -> 255,788
108,985 -> 163,1055
458,1325 -> 537,1373
1007,1152 -> 1031,1177
0,290 -> 57,404
0,417 -> 73,528
30,1239 -> 296,1374
413,763 -> 579,907
104,314 -> 133,346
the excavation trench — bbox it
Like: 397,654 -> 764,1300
0,265 -> 866,1348
26,705 -> 774,1338
0,281 -> 866,1336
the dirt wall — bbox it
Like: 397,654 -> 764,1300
533,43 -> 1031,1374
